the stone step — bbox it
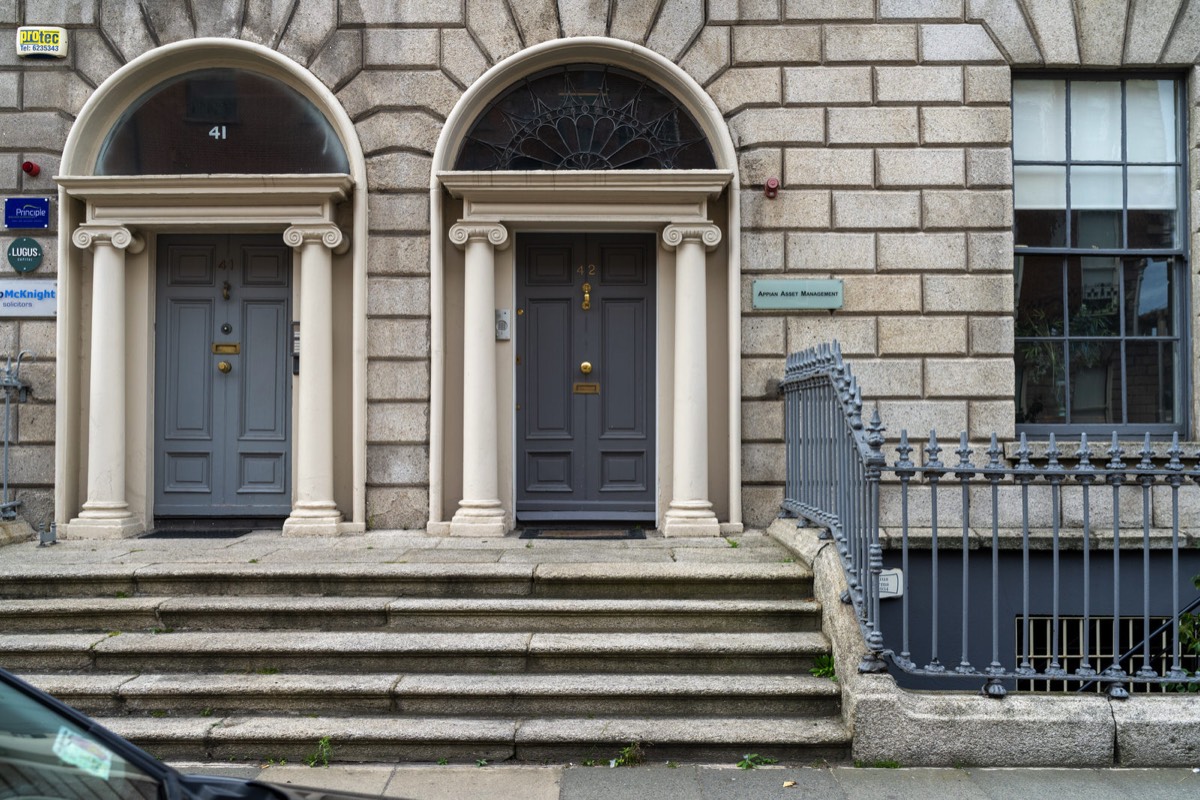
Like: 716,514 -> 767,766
0,596 -> 822,633
24,672 -> 841,718
99,714 -> 852,764
0,631 -> 829,674
0,562 -> 812,601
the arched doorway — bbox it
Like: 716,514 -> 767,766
54,39 -> 368,538
428,38 -> 742,537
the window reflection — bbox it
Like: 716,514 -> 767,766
96,68 -> 349,175
1125,257 -> 1174,336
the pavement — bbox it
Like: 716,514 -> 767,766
171,761 -> 1200,799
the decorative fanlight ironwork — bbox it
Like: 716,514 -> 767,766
455,64 -> 716,171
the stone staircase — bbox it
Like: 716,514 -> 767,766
0,539 -> 850,765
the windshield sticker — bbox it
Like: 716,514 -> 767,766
52,726 -> 113,781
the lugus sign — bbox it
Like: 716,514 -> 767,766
4,198 -> 49,229
16,27 -> 67,58
6,239 -> 43,273
7,238 -> 43,273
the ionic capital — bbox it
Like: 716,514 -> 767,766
662,223 -> 722,253
71,224 -> 144,255
283,224 -> 349,255
449,222 -> 510,251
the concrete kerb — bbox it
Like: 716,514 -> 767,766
766,517 -> 1200,768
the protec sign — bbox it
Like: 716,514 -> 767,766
16,27 -> 67,58
4,198 -> 49,229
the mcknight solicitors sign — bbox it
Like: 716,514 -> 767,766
0,280 -> 56,317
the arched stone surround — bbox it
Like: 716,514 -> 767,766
428,37 -> 743,535
54,38 -> 368,536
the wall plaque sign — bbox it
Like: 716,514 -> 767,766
0,279 -> 55,317
5,198 -> 49,229
6,238 -> 43,273
752,279 -> 844,310
16,27 -> 67,58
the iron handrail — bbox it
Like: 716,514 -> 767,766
781,341 -> 1200,698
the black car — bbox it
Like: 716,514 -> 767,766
0,667 -> 400,800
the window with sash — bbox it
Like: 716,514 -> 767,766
1013,76 -> 1187,434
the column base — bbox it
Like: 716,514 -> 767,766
662,501 -> 721,538
449,500 -> 506,537
66,515 -> 144,540
283,502 -> 343,537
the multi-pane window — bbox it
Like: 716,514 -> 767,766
1013,77 -> 1186,433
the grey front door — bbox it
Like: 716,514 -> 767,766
516,233 -> 656,521
154,234 -> 292,517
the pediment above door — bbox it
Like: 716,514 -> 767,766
56,174 -> 353,229
439,169 -> 732,225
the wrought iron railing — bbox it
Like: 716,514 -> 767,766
780,341 -> 1200,697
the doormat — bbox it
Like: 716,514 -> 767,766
141,528 -> 253,539
519,529 -> 647,540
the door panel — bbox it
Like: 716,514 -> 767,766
155,234 -> 292,518
163,453 -> 210,493
516,233 -> 656,520
162,300 -> 214,440
240,301 -> 289,439
525,298 -> 576,440
600,299 -> 647,435
239,452 -> 287,493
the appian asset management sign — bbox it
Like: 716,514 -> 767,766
751,279 -> 844,310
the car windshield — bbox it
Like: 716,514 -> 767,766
0,676 -> 162,799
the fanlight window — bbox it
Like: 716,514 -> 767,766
95,68 -> 349,175
455,64 -> 716,171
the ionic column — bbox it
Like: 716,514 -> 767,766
448,222 -> 509,537
69,224 -> 144,538
662,223 -> 722,537
282,224 -> 348,536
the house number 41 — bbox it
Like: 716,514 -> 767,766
208,126 -> 227,140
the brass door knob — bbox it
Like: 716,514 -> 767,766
580,361 -> 592,375
217,361 -> 232,373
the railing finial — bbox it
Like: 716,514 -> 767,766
1074,433 -> 1096,483
848,378 -> 863,430
866,408 -> 886,467
925,431 -> 943,470
1046,433 -> 1062,471
1167,432 -> 1184,474
1106,432 -> 1125,472
1137,432 -> 1155,471
986,433 -> 1002,469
